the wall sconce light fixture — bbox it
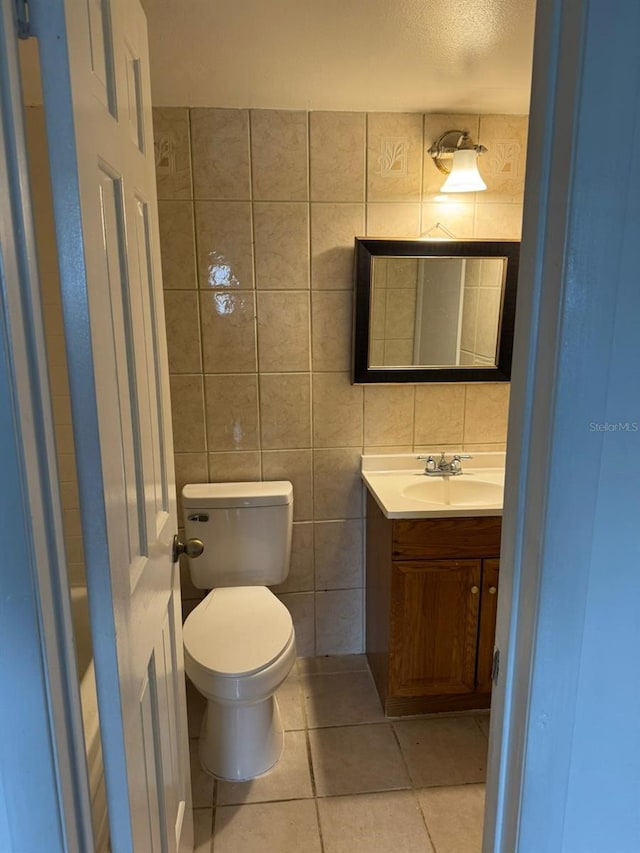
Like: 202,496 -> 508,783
428,129 -> 487,193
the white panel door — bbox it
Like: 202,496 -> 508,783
32,0 -> 192,850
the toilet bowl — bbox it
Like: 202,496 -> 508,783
183,582 -> 296,780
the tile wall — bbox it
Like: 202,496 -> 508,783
153,108 -> 528,655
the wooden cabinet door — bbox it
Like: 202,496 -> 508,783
476,559 -> 500,694
389,560 -> 482,697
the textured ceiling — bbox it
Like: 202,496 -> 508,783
143,0 -> 537,113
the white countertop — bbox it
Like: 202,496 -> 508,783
361,452 -> 505,519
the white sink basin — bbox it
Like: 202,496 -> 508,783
402,477 -> 504,507
361,452 -> 505,518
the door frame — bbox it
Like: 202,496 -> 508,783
0,1 -> 93,849
485,0 -> 640,849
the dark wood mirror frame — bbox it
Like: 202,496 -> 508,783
352,238 -> 520,384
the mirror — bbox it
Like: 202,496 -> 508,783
352,238 -> 519,383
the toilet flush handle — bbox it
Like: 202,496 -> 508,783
171,534 -> 204,563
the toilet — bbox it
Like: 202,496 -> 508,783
181,481 -> 296,781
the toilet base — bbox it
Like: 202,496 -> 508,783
199,694 -> 284,781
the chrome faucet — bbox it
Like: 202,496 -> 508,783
417,452 -> 472,476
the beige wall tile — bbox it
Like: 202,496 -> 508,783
153,107 -> 192,199
414,385 -> 465,446
277,593 -> 315,657
158,201 -> 196,289
311,291 -> 352,371
311,204 -> 364,290
310,112 -> 365,201
464,383 -> 510,444
259,373 -> 311,450
200,291 -> 257,373
254,203 -> 309,290
314,520 -> 363,590
316,589 -> 363,655
364,445 -> 413,454
257,291 -> 310,372
60,480 -> 79,510
191,108 -> 250,199
195,201 -> 254,289
57,452 -> 77,483
423,114 -> 480,198
208,450 -> 261,482
251,110 -> 308,201
204,374 -> 260,451
463,442 -> 507,452
270,522 -> 314,594
55,423 -> 75,456
170,374 -> 206,451
313,449 -> 362,520
51,394 -> 72,427
64,534 -> 85,565
474,203 -> 522,239
67,563 -> 87,587
367,113 -> 423,202
312,373 -> 363,448
366,203 -> 421,237
164,291 -> 202,374
420,201 -> 475,239
261,449 -> 313,521
478,114 -> 528,203
174,451 -> 208,516
364,386 -> 415,447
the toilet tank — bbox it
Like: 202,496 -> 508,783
181,481 -> 293,589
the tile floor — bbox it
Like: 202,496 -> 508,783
188,655 -> 489,853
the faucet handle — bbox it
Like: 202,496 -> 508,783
453,453 -> 472,460
416,454 -> 436,472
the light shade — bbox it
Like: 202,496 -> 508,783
440,149 -> 487,193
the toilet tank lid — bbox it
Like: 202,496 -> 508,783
182,481 -> 293,509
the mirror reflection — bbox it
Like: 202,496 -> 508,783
369,255 -> 506,368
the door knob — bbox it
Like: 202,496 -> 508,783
171,534 -> 204,563
471,585 -> 479,595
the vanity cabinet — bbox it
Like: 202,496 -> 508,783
366,492 -> 501,716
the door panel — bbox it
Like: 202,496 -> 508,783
34,0 -> 192,849
390,559 -> 482,697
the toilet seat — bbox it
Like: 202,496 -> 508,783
183,586 -> 293,678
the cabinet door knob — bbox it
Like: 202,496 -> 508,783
489,586 -> 497,595
471,585 -> 479,595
